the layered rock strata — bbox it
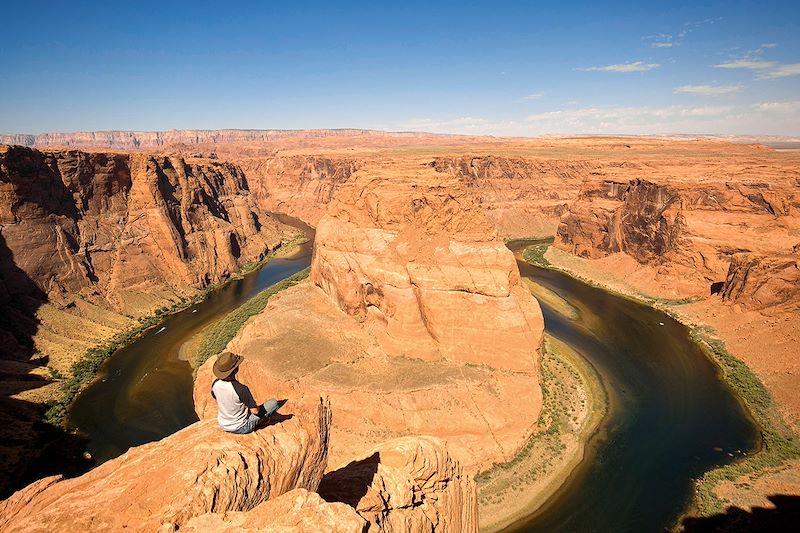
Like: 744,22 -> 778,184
0,398 -> 332,532
311,166 -> 544,370
0,144 -> 292,496
180,489 -> 366,533
204,164 -> 544,473
432,155 -> 594,237
4,386 -> 477,532
0,129 -> 418,150
318,436 -> 478,532
721,251 -> 800,311
236,155 -> 359,225
0,145 -> 290,317
556,176 -> 800,308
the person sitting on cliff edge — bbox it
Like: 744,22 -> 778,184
211,351 -> 283,434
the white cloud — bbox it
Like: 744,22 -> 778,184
674,84 -> 742,95
643,34 -> 674,48
523,92 -> 544,101
714,60 -> 777,70
760,43 -> 778,48
395,101 -> 800,137
522,104 -> 741,134
714,57 -> 800,80
755,100 -> 800,113
578,61 -> 660,73
756,63 -> 800,80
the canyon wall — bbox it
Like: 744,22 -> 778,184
236,155 -> 360,225
311,165 -> 543,371
0,129 -> 423,150
235,153 -> 592,236
432,155 -> 594,237
0,398 -> 334,532
556,175 -> 800,308
3,390 -> 477,532
0,144 -> 294,497
0,145 -> 293,360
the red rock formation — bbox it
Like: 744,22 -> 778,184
0,145 -> 292,315
0,398 -> 331,532
555,174 -> 800,306
556,179 -> 684,262
236,156 -> 359,225
180,489 -> 366,532
721,252 -> 800,310
432,155 -> 594,237
318,436 -> 478,532
0,129 -> 421,150
0,144 -> 293,498
202,163 -> 544,474
311,165 -> 544,371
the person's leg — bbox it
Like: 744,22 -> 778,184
258,398 -> 280,418
229,413 -> 261,434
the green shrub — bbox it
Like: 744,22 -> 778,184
192,268 -> 310,370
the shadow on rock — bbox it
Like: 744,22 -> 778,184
260,413 -> 294,428
317,452 -> 381,508
680,495 -> 800,532
0,232 -> 93,497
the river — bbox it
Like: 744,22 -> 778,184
66,232 -> 759,531
66,214 -> 314,464
504,240 -> 759,532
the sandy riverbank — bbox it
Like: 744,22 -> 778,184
476,332 -> 607,532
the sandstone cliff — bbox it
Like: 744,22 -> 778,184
0,145 -> 292,363
0,129 -> 418,150
432,155 -> 594,237
721,251 -> 800,310
236,155 -> 360,225
318,436 -> 478,532
0,144 -> 293,497
0,145 -> 291,314
180,488 -> 366,533
202,163 -> 544,474
311,165 -> 543,371
3,388 -> 477,532
0,398 -> 332,532
556,174 -> 800,308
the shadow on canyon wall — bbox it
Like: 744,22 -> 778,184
317,451 -> 381,508
680,495 -> 800,532
0,234 -> 91,499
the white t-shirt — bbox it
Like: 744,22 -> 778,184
212,379 -> 256,432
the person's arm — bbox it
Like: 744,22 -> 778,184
232,381 -> 260,414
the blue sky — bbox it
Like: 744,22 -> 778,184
1,1 -> 799,135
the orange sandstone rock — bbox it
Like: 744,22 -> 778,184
180,489 -> 366,533
318,436 -> 478,533
311,165 -> 544,372
0,398 -> 331,532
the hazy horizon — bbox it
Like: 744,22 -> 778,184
2,1 -> 799,136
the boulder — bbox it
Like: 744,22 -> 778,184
318,436 -> 478,532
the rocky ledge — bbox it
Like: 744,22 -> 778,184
2,381 -> 476,532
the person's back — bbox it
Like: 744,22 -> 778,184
212,379 -> 251,432
211,351 -> 282,434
